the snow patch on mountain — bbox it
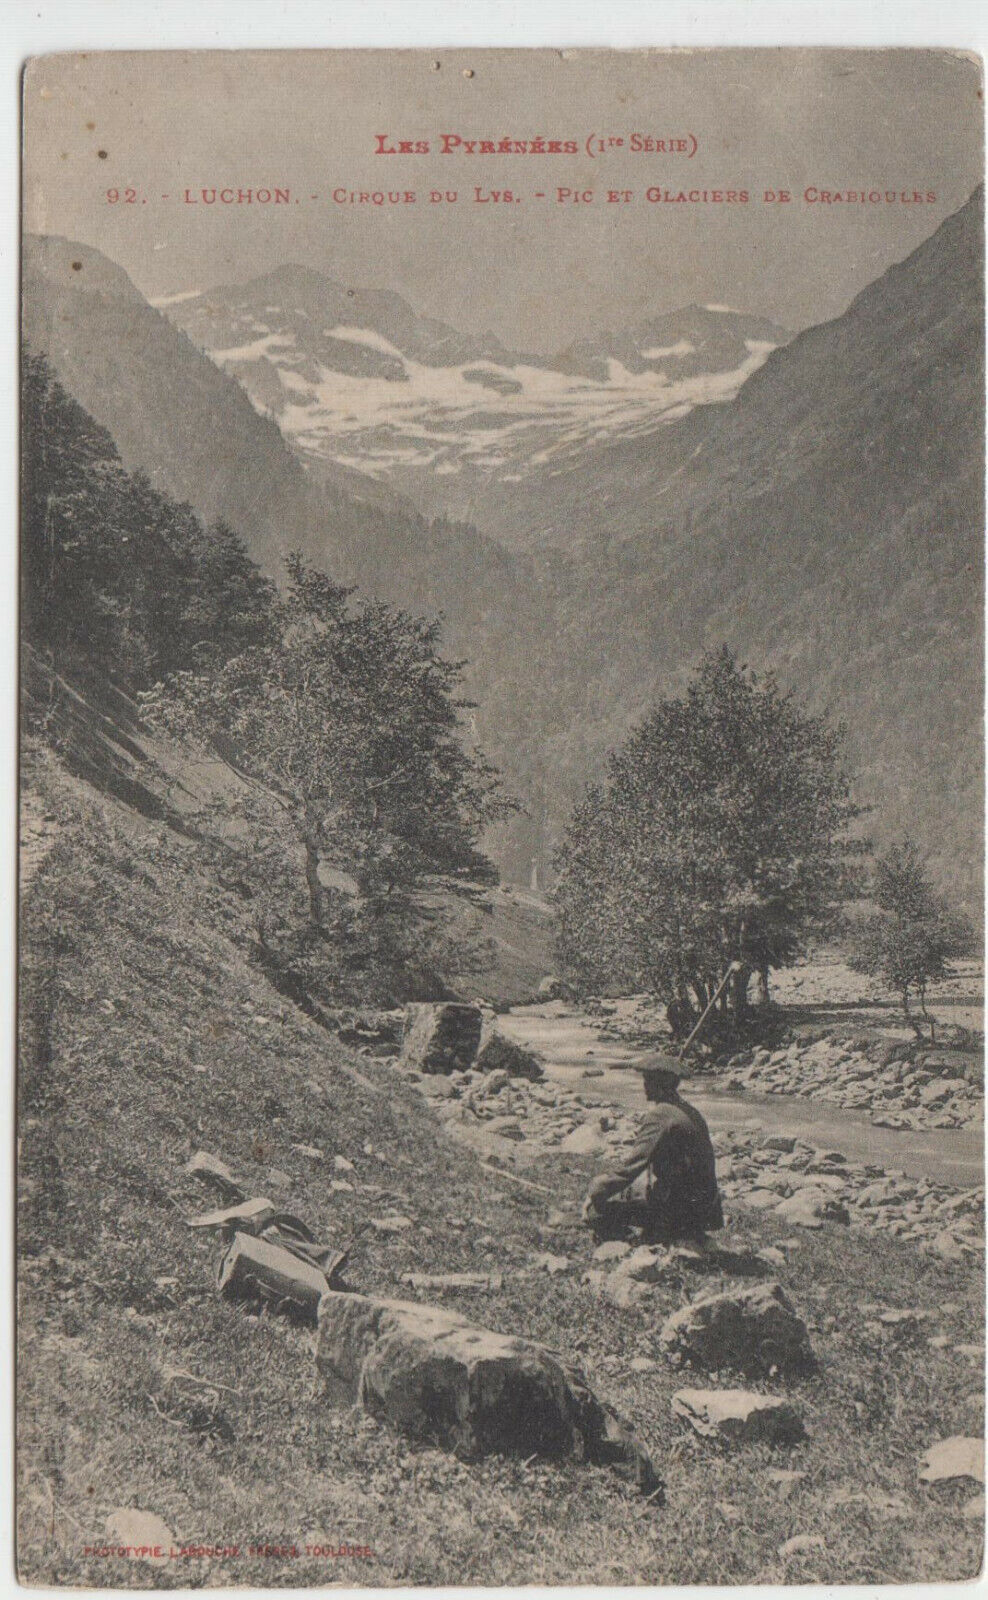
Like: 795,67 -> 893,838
221,335 -> 779,479
640,339 -> 696,359
163,271 -> 790,514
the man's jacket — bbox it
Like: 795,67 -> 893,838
586,1096 -> 723,1232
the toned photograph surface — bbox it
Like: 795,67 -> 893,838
18,46 -> 986,1585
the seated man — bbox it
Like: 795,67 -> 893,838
582,1053 -> 723,1244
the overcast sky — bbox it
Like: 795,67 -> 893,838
23,48 -> 984,350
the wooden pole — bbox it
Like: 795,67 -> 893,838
679,960 -> 743,1057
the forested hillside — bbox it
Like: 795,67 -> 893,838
21,352 -> 529,1009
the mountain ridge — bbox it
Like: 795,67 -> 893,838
162,264 -> 790,528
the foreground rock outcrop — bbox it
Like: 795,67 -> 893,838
316,1289 -> 658,1490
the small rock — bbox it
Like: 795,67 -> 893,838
616,1246 -> 674,1284
559,1122 -> 607,1154
779,1534 -> 826,1559
765,1468 -> 807,1497
292,1143 -> 323,1160
593,1241 -> 632,1264
185,1150 -> 236,1183
630,1356 -> 659,1373
603,1275 -> 652,1310
757,1247 -> 787,1269
419,1075 -> 456,1098
370,1215 -> 413,1234
774,1190 -> 849,1228
672,1388 -> 805,1444
531,1252 -> 571,1275
401,1272 -> 502,1292
831,1488 -> 909,1518
484,1115 -> 525,1141
918,1436 -> 986,1485
333,1154 -> 355,1172
963,1493 -> 985,1521
927,1230 -> 969,1262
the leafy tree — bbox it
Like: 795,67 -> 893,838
552,647 -> 866,1028
22,347 -> 276,689
847,840 -> 974,1040
141,557 -> 515,1003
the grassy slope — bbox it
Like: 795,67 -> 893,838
18,749 -> 984,1587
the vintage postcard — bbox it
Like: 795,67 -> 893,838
19,46 -> 985,1586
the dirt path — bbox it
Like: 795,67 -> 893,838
500,1006 -> 984,1188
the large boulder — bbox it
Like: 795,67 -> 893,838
400,1003 -> 483,1075
316,1290 -> 657,1490
475,1021 -> 544,1082
659,1281 -> 815,1377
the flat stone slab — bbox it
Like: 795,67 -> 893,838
774,1190 -> 849,1228
400,1272 -> 503,1292
672,1387 -> 806,1444
316,1290 -> 657,1490
918,1436 -> 986,1485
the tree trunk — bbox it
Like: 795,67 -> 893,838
902,986 -> 924,1041
750,966 -> 770,1007
919,984 -> 936,1043
728,964 -> 751,1022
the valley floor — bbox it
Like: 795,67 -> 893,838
17,754 -> 986,1588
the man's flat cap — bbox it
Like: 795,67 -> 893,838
629,1051 -> 682,1083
